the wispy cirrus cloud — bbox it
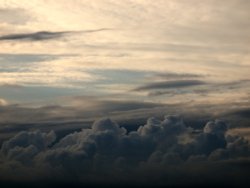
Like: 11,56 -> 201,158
0,28 -> 112,41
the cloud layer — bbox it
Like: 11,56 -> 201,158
0,115 -> 250,186
1,0 -> 250,106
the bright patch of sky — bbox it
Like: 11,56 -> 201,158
0,0 -> 250,106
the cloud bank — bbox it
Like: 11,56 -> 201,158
0,115 -> 250,186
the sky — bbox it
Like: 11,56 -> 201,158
0,0 -> 250,187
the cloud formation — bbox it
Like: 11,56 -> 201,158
0,28 -> 111,41
134,80 -> 206,91
153,72 -> 204,80
0,8 -> 30,25
0,99 -> 7,106
0,115 -> 250,186
0,31 -> 70,41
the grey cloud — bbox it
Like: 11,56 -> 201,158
227,108 -> 250,118
0,84 -> 24,90
0,31 -> 70,41
0,99 -> 164,144
65,96 -> 164,114
1,130 -> 56,155
0,8 -> 30,25
0,53 -> 77,74
147,79 -> 250,97
153,72 -> 204,80
216,79 -> 250,89
0,53 -> 76,64
145,73 -> 206,96
1,98 -> 250,144
83,42 -> 250,55
134,80 -> 206,91
0,28 -> 111,41
85,100 -> 164,113
203,120 -> 227,135
0,115 -> 250,186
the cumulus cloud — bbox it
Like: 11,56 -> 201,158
0,115 -> 250,186
1,130 -> 56,155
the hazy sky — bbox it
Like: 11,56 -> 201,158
0,1 -> 250,186
0,0 -> 250,106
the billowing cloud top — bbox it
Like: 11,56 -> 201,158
1,115 -> 250,186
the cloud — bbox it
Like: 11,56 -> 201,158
0,31 -> 69,41
225,108 -> 250,118
0,53 -> 74,64
153,72 -> 205,80
134,80 -> 206,91
0,8 -> 30,25
0,99 -> 165,145
0,28 -> 111,41
0,99 -> 7,106
0,115 -> 250,186
1,130 -> 56,154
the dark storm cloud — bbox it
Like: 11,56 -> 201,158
0,115 -> 250,186
0,28 -> 111,41
134,80 -> 206,91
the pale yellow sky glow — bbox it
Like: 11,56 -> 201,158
0,0 -> 250,106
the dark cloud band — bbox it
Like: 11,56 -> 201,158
134,80 -> 206,91
0,28 -> 112,41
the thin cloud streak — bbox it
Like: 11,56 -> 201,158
133,80 -> 206,91
0,28 -> 112,41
